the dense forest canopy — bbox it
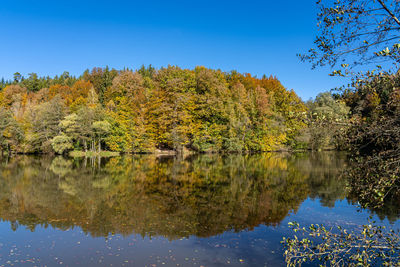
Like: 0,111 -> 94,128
0,66 -> 310,154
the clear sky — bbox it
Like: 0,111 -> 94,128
0,0 -> 348,100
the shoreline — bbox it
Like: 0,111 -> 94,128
0,148 -> 344,158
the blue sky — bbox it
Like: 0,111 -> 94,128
0,0 -> 348,100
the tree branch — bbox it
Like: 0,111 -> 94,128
377,0 -> 400,27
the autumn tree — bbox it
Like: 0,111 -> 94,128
150,66 -> 197,152
105,70 -> 153,152
0,66 -> 307,154
82,67 -> 118,104
0,85 -> 28,120
191,67 -> 230,152
48,84 -> 71,101
1,85 -> 27,107
69,80 -> 94,109
27,96 -> 66,153
230,73 -> 306,150
0,108 -> 23,154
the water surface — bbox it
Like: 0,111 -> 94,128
0,152 -> 398,266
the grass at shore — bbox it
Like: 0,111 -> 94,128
69,150 -> 120,158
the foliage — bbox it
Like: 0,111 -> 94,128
26,96 -> 66,153
82,66 -> 118,104
302,92 -> 350,150
0,66 -> 308,154
338,71 -> 400,208
0,107 -> 23,153
283,221 -> 400,266
51,134 -> 73,154
300,0 -> 400,72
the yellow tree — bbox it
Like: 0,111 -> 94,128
105,71 -> 153,152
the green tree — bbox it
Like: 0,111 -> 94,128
306,92 -> 350,150
75,105 -> 104,152
59,113 -> 80,141
51,134 -> 73,154
92,120 -> 111,152
82,67 -> 118,104
21,73 -> 49,92
13,72 -> 22,83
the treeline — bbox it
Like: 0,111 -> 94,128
0,66 -> 309,154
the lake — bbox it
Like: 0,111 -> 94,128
0,152 -> 399,266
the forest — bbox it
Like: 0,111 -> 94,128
0,64 -> 379,158
0,66 -> 315,155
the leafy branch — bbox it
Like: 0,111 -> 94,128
282,221 -> 400,266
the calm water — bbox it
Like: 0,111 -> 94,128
0,152 -> 399,267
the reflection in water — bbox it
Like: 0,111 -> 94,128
0,152 -> 358,239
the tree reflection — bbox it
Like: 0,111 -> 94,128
0,153 -> 367,238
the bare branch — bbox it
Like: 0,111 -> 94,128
377,0 -> 400,26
